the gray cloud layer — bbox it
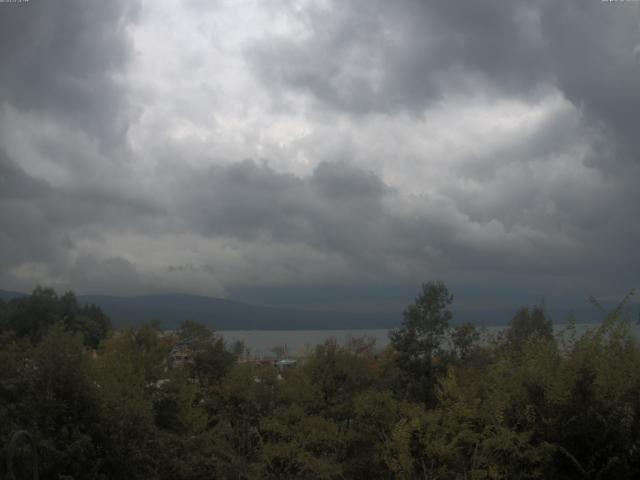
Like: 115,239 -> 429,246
0,0 -> 638,308
0,0 -> 139,147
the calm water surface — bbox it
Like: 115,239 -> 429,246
220,323 -> 638,358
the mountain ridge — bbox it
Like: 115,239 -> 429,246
2,289 -> 400,330
2,289 -> 619,330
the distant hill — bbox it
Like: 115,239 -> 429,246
2,289 -> 622,330
0,289 -> 27,301
77,293 -> 400,331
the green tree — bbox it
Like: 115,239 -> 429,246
259,405 -> 343,480
205,363 -> 281,478
6,286 -> 61,343
23,323 -> 103,479
94,331 -> 160,479
450,321 -> 480,361
503,304 -> 553,351
390,281 -> 453,406
1,287 -> 110,347
178,319 -> 214,345
177,320 -> 236,385
193,338 -> 236,385
303,338 -> 376,422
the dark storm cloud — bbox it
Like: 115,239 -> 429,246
539,1 -> 640,123
176,160 -> 389,262
0,0 -> 139,147
429,0 -> 640,170
537,0 -> 640,169
0,149 -> 50,200
68,255 -> 145,295
243,0 -> 640,295
0,0 -> 638,300
251,0 -> 551,114
0,150 -> 160,271
0,0 -> 148,291
0,150 -> 57,267
174,160 -> 591,280
251,0 -> 640,156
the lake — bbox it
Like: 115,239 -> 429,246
220,322 -> 639,358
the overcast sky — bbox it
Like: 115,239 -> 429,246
1,0 -> 639,316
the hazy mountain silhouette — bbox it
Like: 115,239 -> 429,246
0,289 -> 27,301
1,289 -> 614,330
76,293 -> 400,330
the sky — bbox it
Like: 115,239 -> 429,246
0,0 -> 639,318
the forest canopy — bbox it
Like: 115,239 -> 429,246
0,284 -> 639,479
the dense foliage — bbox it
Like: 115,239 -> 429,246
1,284 -> 639,479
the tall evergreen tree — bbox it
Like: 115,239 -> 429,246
390,281 -> 453,406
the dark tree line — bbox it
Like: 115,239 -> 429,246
0,286 -> 110,348
1,284 -> 639,479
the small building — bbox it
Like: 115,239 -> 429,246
274,358 -> 297,371
169,340 -> 195,367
